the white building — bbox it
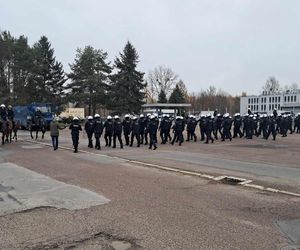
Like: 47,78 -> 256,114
240,90 -> 300,114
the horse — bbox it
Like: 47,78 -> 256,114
11,120 -> 21,142
0,120 -> 13,145
28,117 -> 47,140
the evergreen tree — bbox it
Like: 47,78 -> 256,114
109,41 -> 145,113
12,35 -> 33,104
67,46 -> 111,115
158,89 -> 167,103
169,84 -> 186,103
0,31 -> 14,103
31,36 -> 66,104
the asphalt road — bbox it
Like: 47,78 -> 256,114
0,131 -> 299,249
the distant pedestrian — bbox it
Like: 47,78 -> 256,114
49,117 -> 66,150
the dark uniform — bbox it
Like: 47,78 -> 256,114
122,116 -> 132,146
294,114 -> 300,133
199,115 -> 206,141
204,115 -> 214,144
104,117 -> 114,147
113,116 -> 123,148
84,118 -> 94,148
221,115 -> 232,141
138,115 -> 145,144
171,117 -> 184,146
7,107 -> 14,121
233,114 -> 243,138
93,116 -> 103,150
148,116 -> 157,150
0,106 -> 7,121
186,116 -> 197,142
266,115 -> 277,140
143,115 -> 150,145
69,119 -> 82,153
130,117 -> 140,147
160,115 -> 170,144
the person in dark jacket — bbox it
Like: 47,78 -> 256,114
204,113 -> 214,144
138,114 -> 145,144
69,117 -> 82,153
93,114 -> 103,150
199,114 -> 206,141
221,113 -> 232,141
104,116 -> 113,147
171,116 -> 184,146
130,116 -> 140,147
281,114 -> 288,137
50,117 -> 66,150
7,105 -> 14,121
159,114 -> 169,144
148,115 -> 157,150
113,115 -> 123,149
294,113 -> 300,133
265,114 -> 277,140
143,113 -> 151,145
85,116 -> 94,148
187,115 -> 197,142
123,114 -> 132,146
233,113 -> 243,138
0,104 -> 7,122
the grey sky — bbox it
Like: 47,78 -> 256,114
1,0 -> 300,95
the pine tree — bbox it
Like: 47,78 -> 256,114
30,36 -> 66,104
158,89 -> 167,103
109,41 -> 145,113
169,84 -> 186,103
67,46 -> 111,115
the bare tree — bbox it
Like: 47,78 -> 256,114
263,76 -> 280,94
147,65 -> 178,101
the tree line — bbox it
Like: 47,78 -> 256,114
1,30 -> 246,116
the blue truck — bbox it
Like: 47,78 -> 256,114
13,103 -> 56,129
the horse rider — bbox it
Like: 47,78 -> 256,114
0,104 -> 7,122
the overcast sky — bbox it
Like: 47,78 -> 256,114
1,0 -> 300,95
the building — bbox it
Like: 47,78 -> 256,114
240,90 -> 300,114
141,103 -> 191,117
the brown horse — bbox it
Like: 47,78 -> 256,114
1,120 -> 13,145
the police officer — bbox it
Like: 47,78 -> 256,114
69,117 -> 82,153
294,113 -> 300,133
148,115 -> 157,150
159,114 -> 169,144
233,113 -> 243,138
85,116 -> 94,148
221,113 -> 232,141
281,114 -> 288,137
188,115 -> 198,142
265,114 -> 277,140
287,114 -> 293,134
171,116 -> 184,146
130,116 -> 140,147
199,114 -> 206,141
214,114 -> 223,140
144,113 -> 151,145
123,114 -> 132,146
93,114 -> 103,150
0,104 -> 7,121
204,113 -> 214,144
259,114 -> 268,139
138,114 -> 145,144
104,116 -> 113,147
113,115 -> 123,149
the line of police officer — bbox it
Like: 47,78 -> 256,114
68,109 -> 300,153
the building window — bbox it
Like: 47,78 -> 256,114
269,97 -> 271,102
288,96 -> 290,102
272,97 -> 274,102
278,97 -> 280,102
278,104 -> 280,109
275,97 -> 277,102
285,96 -> 287,102
269,104 -> 271,110
295,96 -> 297,102
248,99 -> 250,104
